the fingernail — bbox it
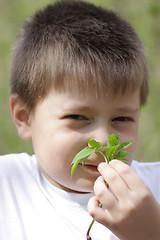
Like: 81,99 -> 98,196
98,162 -> 107,171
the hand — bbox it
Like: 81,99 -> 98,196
88,160 -> 160,240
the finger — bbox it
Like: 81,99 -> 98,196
88,196 -> 111,228
94,176 -> 118,209
109,160 -> 146,191
98,163 -> 130,200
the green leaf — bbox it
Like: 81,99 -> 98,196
87,139 -> 103,150
71,147 -> 95,177
71,147 -> 95,164
119,159 -> 129,162
71,158 -> 81,177
117,141 -> 132,151
113,151 -> 131,160
108,133 -> 120,147
104,145 -> 119,161
81,156 -> 90,165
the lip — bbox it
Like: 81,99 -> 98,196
79,163 -> 99,172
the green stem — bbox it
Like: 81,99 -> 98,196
86,219 -> 95,239
86,204 -> 103,239
98,150 -> 108,163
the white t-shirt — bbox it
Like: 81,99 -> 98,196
0,153 -> 160,240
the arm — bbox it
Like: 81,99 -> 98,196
88,160 -> 160,240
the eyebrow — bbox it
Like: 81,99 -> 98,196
63,105 -> 93,112
62,101 -> 140,114
115,107 -> 140,113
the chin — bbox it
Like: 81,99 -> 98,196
72,184 -> 94,194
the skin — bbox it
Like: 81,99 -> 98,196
10,87 -> 160,239
88,161 -> 160,240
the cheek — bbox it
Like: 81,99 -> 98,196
35,131 -> 85,172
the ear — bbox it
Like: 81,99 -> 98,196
10,95 -> 32,141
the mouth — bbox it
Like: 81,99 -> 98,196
78,162 -> 99,172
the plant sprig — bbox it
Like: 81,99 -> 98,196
71,133 -> 132,177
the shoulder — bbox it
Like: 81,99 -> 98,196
131,160 -> 160,201
131,160 -> 160,180
131,160 -> 160,174
0,153 -> 37,178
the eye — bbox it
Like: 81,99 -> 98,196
64,114 -> 88,121
112,116 -> 134,122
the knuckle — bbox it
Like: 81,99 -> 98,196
94,185 -> 105,199
119,199 -> 137,218
88,205 -> 96,218
87,197 -> 98,219
94,176 -> 105,198
108,172 -> 118,183
139,188 -> 151,203
141,187 -> 150,198
118,165 -> 130,176
108,217 -> 121,232
127,201 -> 137,215
131,187 -> 151,207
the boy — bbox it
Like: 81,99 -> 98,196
0,1 -> 160,239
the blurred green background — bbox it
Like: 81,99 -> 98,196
0,0 -> 160,161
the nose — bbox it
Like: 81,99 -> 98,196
89,125 -> 109,147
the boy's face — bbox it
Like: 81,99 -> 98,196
26,88 -> 140,193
